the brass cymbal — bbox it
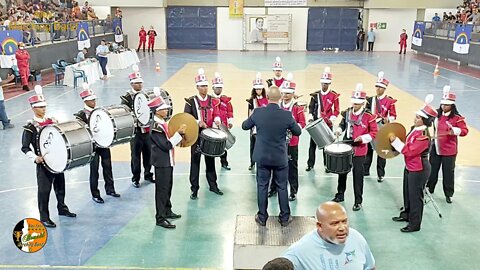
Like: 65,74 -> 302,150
375,122 -> 407,159
168,113 -> 199,147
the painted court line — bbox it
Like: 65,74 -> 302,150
0,174 -> 478,194
0,265 -> 217,270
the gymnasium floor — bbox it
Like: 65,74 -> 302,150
0,51 -> 479,270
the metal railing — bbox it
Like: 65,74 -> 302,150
1,19 -> 116,46
422,21 -> 480,43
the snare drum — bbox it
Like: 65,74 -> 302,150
306,118 -> 335,149
324,143 -> 354,174
134,89 -> 173,125
89,105 -> 136,148
198,128 -> 227,157
38,120 -> 94,173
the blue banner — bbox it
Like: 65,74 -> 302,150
113,19 -> 123,43
453,24 -> 473,54
0,30 -> 23,55
412,21 -> 425,47
76,22 -> 91,51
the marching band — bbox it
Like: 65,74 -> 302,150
20,56 -> 469,233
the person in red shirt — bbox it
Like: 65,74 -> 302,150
278,74 -> 306,201
211,72 -> 234,170
333,84 -> 378,211
266,56 -> 285,88
147,26 -> 157,52
247,72 -> 268,170
399,29 -> 408,54
137,26 -> 147,52
15,42 -> 31,91
306,67 -> 340,172
364,71 -> 397,182
184,68 -> 223,200
390,94 -> 437,232
426,86 -> 469,204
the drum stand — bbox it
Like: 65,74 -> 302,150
424,188 -> 442,218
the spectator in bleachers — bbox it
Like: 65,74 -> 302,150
82,1 -> 90,13
443,12 -> 449,21
432,13 -> 441,22
76,47 -> 88,63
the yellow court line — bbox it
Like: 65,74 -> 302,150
0,265 -> 218,270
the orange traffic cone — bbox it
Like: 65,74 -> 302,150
155,63 -> 161,72
433,63 -> 440,76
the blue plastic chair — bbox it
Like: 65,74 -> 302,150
73,68 -> 88,88
51,64 -> 64,85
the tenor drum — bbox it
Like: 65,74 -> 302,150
198,128 -> 227,157
133,89 -> 173,125
90,105 -> 136,148
38,120 -> 94,173
305,118 -> 335,149
324,143 -> 354,174
219,124 -> 236,150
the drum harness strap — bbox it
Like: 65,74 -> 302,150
345,108 -> 365,140
194,96 -> 212,125
316,93 -> 324,119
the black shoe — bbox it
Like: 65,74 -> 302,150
166,212 -> 182,219
132,181 -> 140,188
23,85 -> 30,91
42,219 -> 56,228
59,211 -> 76,217
156,220 -> 176,229
324,168 -> 330,173
210,188 -> 224,196
92,196 -> 104,204
352,204 -> 362,211
306,166 -> 313,172
107,192 -> 120,197
332,197 -> 344,203
255,214 -> 266,226
145,175 -> 155,183
248,164 -> 255,170
222,164 -> 231,170
268,190 -> 277,198
364,172 -> 370,176
446,197 -> 452,204
400,226 -> 420,233
136,49 -> 139,52
289,194 -> 297,201
392,216 -> 408,222
278,216 -> 292,227
190,192 -> 198,200
377,177 -> 384,183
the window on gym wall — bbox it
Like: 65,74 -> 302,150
307,8 -> 359,51
166,6 -> 217,50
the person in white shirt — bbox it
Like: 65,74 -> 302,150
96,39 -> 109,80
76,47 -> 88,63
250,17 -> 265,43
0,74 -> 15,129
283,202 -> 376,270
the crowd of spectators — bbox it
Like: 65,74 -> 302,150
432,0 -> 480,25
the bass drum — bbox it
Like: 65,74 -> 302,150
133,88 -> 173,126
324,143 -> 354,174
89,105 -> 136,148
38,120 -> 94,173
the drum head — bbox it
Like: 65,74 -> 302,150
133,93 -> 151,126
39,126 -> 68,173
325,143 -> 352,153
202,128 -> 227,140
90,109 -> 114,148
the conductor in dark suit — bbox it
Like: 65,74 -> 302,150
242,86 -> 302,227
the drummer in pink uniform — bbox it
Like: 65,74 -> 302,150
211,72 -> 234,171
332,84 -> 378,212
306,67 -> 340,172
266,57 -> 285,88
21,85 -> 76,228
247,72 -> 269,170
184,68 -> 223,200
